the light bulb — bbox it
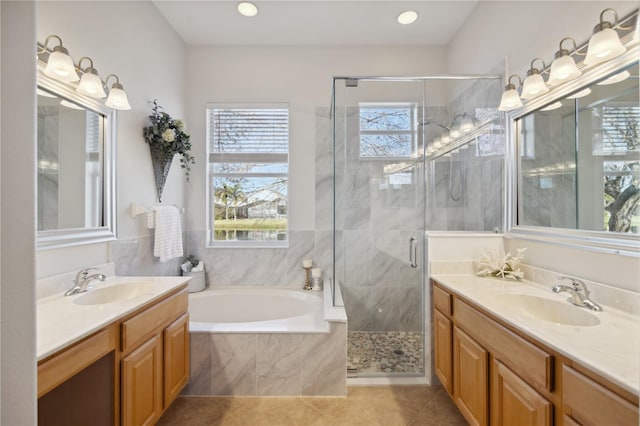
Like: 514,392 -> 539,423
585,22 -> 626,65
498,87 -> 523,111
521,72 -> 548,99
105,83 -> 131,110
597,70 -> 630,85
237,2 -> 258,17
77,68 -> 106,98
548,54 -> 581,86
44,47 -> 79,82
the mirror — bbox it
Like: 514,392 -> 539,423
509,48 -> 639,255
37,66 -> 116,249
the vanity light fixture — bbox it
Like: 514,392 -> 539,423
585,8 -> 627,65
237,2 -> 258,17
540,101 -> 563,111
548,38 -> 582,86
450,124 -> 461,138
459,115 -> 475,133
498,75 -> 523,111
76,57 -> 107,98
596,70 -> 631,85
521,58 -> 549,99
397,10 -> 418,25
566,88 -> 592,99
104,74 -> 131,110
40,35 -> 79,82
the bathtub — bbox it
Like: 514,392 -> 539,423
184,284 -> 347,396
188,287 -> 329,333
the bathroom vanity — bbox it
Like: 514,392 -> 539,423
37,276 -> 190,426
432,275 -> 639,426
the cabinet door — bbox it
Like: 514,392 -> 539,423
434,309 -> 453,395
122,334 -> 163,426
453,326 -> 488,426
491,359 -> 552,426
164,313 -> 190,407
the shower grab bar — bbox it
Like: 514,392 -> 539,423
409,237 -> 418,268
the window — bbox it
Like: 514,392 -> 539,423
359,103 -> 417,158
207,104 -> 288,246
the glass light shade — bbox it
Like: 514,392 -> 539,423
440,132 -> 451,144
541,101 -> 563,111
105,85 -> 131,110
566,88 -> 592,99
460,117 -> 474,133
77,70 -> 106,98
597,70 -> 630,85
432,137 -> 441,148
397,10 -> 418,25
237,2 -> 258,17
44,48 -> 79,82
498,88 -> 523,111
585,27 -> 626,65
521,73 -> 549,99
548,55 -> 581,86
450,125 -> 461,138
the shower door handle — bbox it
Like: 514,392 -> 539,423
409,237 -> 418,268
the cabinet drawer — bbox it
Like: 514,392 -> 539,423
454,298 -> 553,392
122,289 -> 188,354
562,365 -> 639,426
433,284 -> 452,316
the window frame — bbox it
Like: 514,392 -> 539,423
206,103 -> 290,248
358,102 -> 418,160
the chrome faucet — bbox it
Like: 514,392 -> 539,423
64,268 -> 106,296
551,276 -> 602,311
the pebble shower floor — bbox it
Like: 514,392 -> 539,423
347,331 -> 424,375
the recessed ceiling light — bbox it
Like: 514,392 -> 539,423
237,2 -> 258,17
397,10 -> 418,25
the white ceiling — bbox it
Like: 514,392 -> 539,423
153,1 -> 478,46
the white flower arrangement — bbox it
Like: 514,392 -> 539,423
476,248 -> 526,280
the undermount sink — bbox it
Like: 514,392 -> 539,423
497,294 -> 600,327
73,282 -> 157,306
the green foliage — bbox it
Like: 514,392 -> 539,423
143,99 -> 195,180
185,254 -> 199,268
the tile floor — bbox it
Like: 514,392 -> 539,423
347,331 -> 424,375
158,385 -> 467,426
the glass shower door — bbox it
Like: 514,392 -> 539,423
333,79 -> 427,377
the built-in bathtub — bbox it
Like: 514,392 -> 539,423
188,287 -> 328,333
182,285 -> 347,397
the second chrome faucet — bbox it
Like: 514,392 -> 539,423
551,276 -> 602,311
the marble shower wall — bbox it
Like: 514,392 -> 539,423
332,103 -> 426,332
427,76 -> 504,232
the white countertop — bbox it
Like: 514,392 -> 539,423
431,274 -> 640,396
37,276 -> 189,361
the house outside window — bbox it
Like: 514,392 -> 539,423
207,103 -> 289,247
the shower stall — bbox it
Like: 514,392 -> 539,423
331,75 -> 503,379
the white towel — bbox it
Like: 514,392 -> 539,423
151,206 -> 183,263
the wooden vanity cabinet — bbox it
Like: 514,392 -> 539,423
431,280 -> 638,426
120,288 -> 189,426
37,285 -> 189,426
453,326 -> 489,426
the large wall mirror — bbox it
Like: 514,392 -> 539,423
508,46 -> 639,255
37,65 -> 116,249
